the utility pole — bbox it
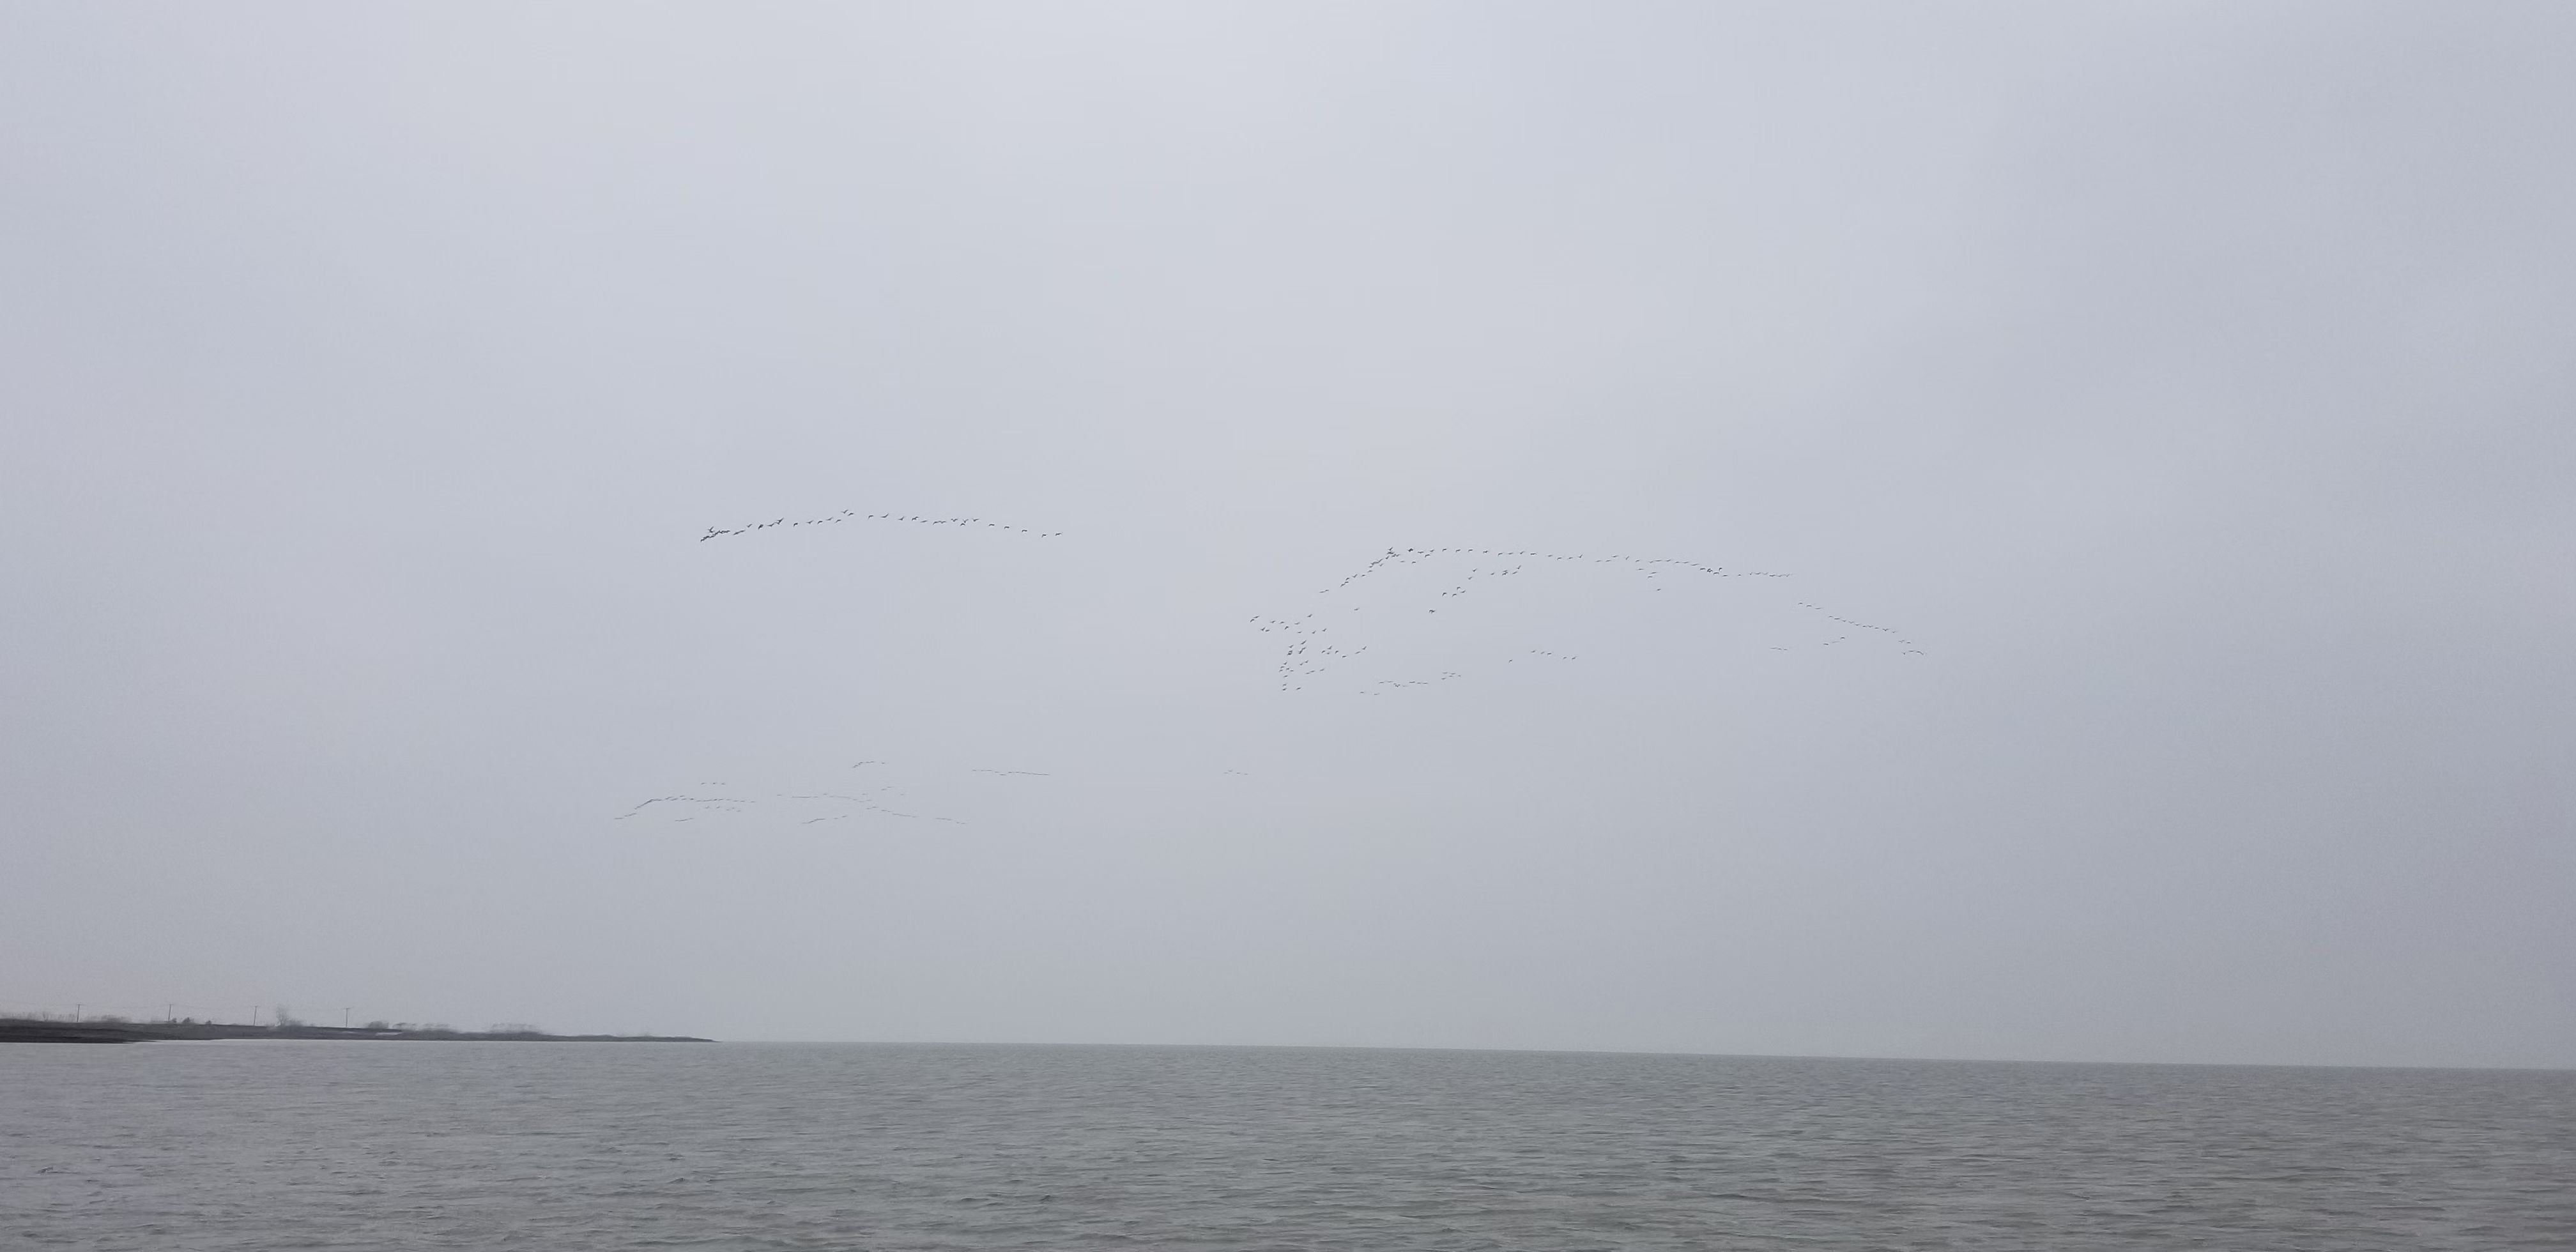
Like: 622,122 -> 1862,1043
74,1004 -> 82,1021
343,1007 -> 351,1028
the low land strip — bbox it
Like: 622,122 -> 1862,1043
0,1017 -> 710,1044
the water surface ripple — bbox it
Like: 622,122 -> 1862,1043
4,1043 -> 2568,1249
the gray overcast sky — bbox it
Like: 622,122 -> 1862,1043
4,3 -> 2570,1066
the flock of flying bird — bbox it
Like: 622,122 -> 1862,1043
615,760 -> 1266,828
701,510 -> 1064,542
626,508 -> 1922,823
618,762 -> 1022,828
1255,544 -> 1921,692
615,786 -> 963,827
1319,545 -> 1794,595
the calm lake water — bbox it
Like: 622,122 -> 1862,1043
3,1042 -> 2569,1250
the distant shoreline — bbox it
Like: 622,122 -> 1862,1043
0,1018 -> 710,1044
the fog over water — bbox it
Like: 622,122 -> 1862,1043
4,3 -> 2571,1067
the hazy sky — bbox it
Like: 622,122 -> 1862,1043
5,3 -> 2570,1066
